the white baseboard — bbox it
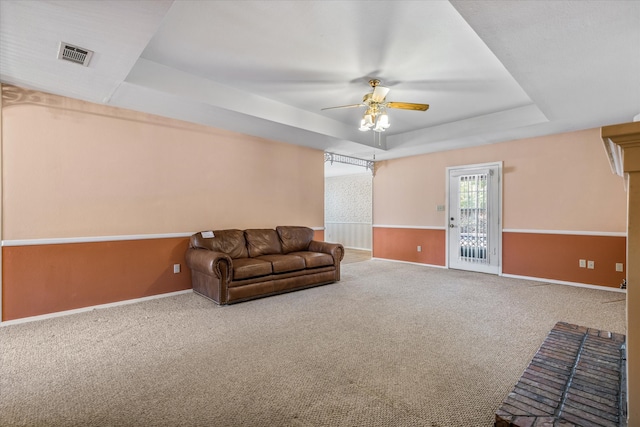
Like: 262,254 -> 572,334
0,289 -> 194,327
370,258 -> 626,293
2,270 -> 623,326
500,274 -> 626,293
371,257 -> 447,269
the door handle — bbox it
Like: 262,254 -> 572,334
449,224 -> 455,228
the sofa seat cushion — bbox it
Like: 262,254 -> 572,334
233,258 -> 272,280
289,251 -> 334,268
255,254 -> 305,273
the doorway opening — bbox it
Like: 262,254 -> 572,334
324,154 -> 373,260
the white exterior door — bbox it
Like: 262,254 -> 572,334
447,163 -> 502,274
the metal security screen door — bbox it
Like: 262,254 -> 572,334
447,163 -> 501,274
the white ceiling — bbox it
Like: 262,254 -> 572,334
1,1 -> 639,167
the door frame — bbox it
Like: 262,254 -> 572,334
445,161 -> 503,275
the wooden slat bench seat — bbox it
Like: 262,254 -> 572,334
495,322 -> 626,427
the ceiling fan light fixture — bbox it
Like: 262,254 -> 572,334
378,112 -> 390,128
373,121 -> 386,132
363,113 -> 374,126
361,108 -> 390,132
321,79 -> 427,133
359,118 -> 371,131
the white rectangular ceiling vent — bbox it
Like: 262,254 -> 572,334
57,42 -> 93,66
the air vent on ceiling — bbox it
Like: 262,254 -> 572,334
57,42 -> 93,67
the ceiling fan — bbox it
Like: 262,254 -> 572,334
321,79 -> 429,132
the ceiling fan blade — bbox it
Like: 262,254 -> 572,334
386,102 -> 429,111
371,86 -> 390,103
321,103 -> 363,111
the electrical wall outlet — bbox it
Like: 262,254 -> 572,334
587,260 -> 595,269
616,263 -> 624,272
579,259 -> 586,268
173,263 -> 181,274
436,205 -> 445,212
417,245 -> 422,252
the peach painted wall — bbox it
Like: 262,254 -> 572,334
2,237 -> 192,320
373,228 -> 445,266
1,85 -> 324,240
1,85 -> 325,320
374,128 -> 626,231
373,128 -> 627,288
502,233 -> 625,287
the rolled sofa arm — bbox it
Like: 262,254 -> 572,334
308,240 -> 345,262
185,248 -> 233,279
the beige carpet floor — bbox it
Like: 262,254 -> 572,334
0,260 -> 626,426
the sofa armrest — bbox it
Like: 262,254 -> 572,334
308,240 -> 345,262
185,248 -> 233,279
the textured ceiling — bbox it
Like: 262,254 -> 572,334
1,0 -> 639,165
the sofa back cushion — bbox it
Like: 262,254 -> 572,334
245,229 -> 282,257
276,226 -> 314,254
190,229 -> 248,259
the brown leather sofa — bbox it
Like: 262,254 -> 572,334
185,226 -> 344,304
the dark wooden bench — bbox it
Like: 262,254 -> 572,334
495,322 -> 626,427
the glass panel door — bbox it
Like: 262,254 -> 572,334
448,164 -> 501,274
459,173 -> 488,264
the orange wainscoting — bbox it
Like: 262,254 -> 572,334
502,232 -> 626,288
2,237 -> 193,321
373,227 -> 446,266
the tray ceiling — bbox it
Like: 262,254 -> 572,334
1,1 -> 638,162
